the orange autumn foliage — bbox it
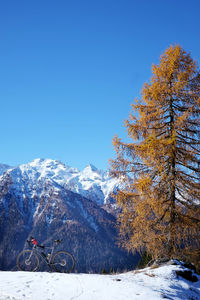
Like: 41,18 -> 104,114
110,45 -> 200,260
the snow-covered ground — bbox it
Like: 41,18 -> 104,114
0,261 -> 200,300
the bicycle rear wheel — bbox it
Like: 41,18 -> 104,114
52,251 -> 75,273
17,250 -> 40,272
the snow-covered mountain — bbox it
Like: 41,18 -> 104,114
3,158 -> 121,206
0,158 -> 137,272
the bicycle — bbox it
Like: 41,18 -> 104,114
17,237 -> 75,273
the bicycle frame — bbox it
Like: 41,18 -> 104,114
27,244 -> 56,266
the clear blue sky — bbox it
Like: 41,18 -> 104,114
0,0 -> 200,170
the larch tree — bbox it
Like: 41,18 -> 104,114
110,45 -> 200,260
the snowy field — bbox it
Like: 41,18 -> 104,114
0,262 -> 200,300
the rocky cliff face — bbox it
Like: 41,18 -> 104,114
0,159 -> 138,272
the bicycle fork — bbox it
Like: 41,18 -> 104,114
25,250 -> 34,265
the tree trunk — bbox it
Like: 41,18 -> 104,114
168,80 -> 176,257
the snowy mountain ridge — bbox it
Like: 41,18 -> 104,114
1,158 -> 120,206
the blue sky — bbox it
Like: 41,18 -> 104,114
0,0 -> 200,170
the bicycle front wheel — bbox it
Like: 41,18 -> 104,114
52,251 -> 75,273
17,250 -> 40,272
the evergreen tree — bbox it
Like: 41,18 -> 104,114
110,45 -> 200,260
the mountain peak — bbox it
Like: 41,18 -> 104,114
29,158 -> 61,167
84,164 -> 98,172
25,158 -> 75,173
